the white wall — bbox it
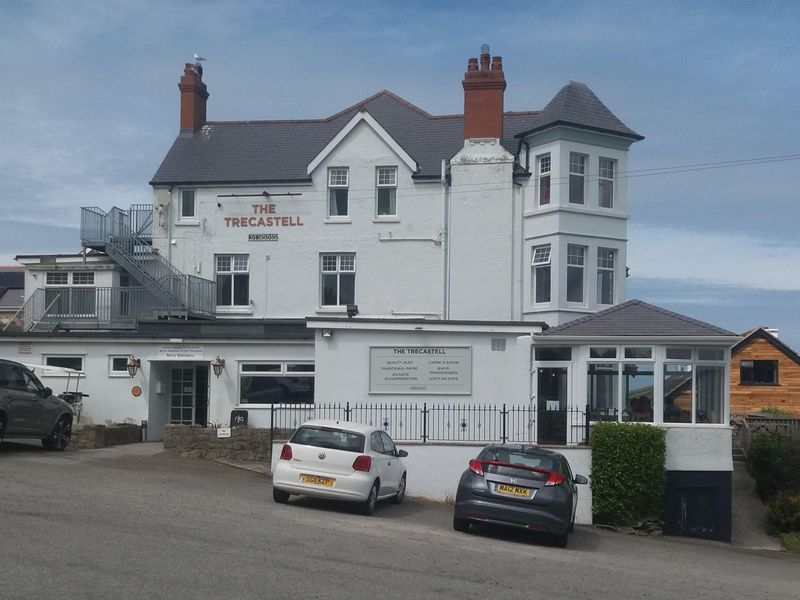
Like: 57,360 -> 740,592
153,120 -> 446,320
312,327 -> 534,407
665,427 -> 733,472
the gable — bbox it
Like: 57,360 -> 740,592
307,111 -> 417,175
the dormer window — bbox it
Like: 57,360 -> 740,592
537,154 -> 551,206
599,158 -> 615,208
569,153 -> 586,204
328,168 -> 349,217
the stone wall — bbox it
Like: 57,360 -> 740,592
71,424 -> 143,450
164,425 -> 293,461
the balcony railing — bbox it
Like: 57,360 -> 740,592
2,286 -> 202,332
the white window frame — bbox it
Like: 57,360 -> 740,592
569,153 -> 586,204
597,248 -> 616,305
375,166 -> 398,218
320,253 -> 356,307
42,355 -> 85,376
327,167 -> 350,218
531,245 -> 551,304
537,154 -> 551,206
178,189 -> 198,223
598,157 -> 615,208
237,361 -> 315,406
45,272 -> 68,286
566,244 -> 586,303
71,272 -> 95,286
215,254 -> 250,308
109,355 -> 130,377
664,347 -> 727,425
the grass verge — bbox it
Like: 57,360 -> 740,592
779,532 -> 800,554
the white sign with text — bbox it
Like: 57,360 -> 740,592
369,346 -> 472,395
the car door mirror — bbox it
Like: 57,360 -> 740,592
397,449 -> 408,458
574,474 -> 588,485
40,387 -> 52,398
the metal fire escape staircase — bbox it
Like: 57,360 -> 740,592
4,205 -> 216,333
80,205 -> 216,322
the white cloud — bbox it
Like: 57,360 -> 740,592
628,225 -> 800,291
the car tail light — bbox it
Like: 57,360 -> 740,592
544,471 -> 564,487
279,444 -> 292,460
468,459 -> 484,476
352,455 -> 372,472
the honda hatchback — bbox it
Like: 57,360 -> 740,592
453,445 -> 588,547
272,420 -> 408,515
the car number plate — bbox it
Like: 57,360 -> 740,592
496,483 -> 532,497
299,474 -> 335,487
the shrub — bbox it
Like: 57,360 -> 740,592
748,432 -> 800,501
759,407 -> 793,416
590,422 -> 666,525
768,493 -> 800,533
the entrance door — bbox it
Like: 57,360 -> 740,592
537,367 -> 568,445
170,367 -> 194,424
194,366 -> 209,425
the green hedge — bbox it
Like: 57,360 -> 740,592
590,422 -> 666,525
748,432 -> 800,501
768,492 -> 800,533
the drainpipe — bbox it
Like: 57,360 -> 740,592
441,159 -> 450,319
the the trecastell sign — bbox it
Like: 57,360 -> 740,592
369,346 -> 472,395
224,203 -> 305,240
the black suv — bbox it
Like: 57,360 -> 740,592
0,359 -> 74,450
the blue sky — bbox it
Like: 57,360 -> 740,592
1,0 -> 798,347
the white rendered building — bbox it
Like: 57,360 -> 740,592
0,47 -> 737,539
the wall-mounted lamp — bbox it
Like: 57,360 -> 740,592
126,356 -> 141,378
346,304 -> 359,318
211,356 -> 226,378
321,329 -> 333,339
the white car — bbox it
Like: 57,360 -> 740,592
272,419 -> 408,515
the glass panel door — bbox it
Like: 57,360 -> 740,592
170,367 -> 194,424
537,367 -> 568,445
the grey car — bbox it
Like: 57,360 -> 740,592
0,359 -> 74,450
453,444 -> 588,547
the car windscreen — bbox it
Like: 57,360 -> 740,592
290,426 -> 365,453
478,448 -> 561,473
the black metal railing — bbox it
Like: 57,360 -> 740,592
268,402 -> 589,446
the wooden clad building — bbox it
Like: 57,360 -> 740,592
730,328 -> 800,415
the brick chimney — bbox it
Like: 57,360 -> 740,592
462,44 -> 506,140
178,62 -> 209,131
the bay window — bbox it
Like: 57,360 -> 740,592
569,153 -> 586,204
531,245 -> 551,303
598,158 -> 615,208
567,245 -> 585,303
597,248 -> 615,305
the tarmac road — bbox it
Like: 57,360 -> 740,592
1,441 -> 798,600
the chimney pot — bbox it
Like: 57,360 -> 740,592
462,45 -> 507,140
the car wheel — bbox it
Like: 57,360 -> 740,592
553,533 -> 569,548
273,487 -> 290,504
42,416 -> 72,451
392,473 -> 406,505
362,481 -> 379,516
453,516 -> 470,533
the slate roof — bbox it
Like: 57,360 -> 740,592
155,83 -> 641,185
732,327 -> 800,364
0,271 -> 23,289
514,81 -> 643,141
539,299 -> 736,338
